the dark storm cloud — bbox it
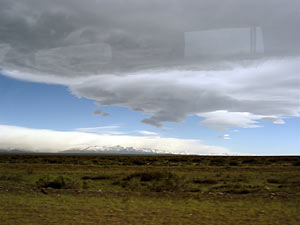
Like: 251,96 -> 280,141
0,0 -> 299,129
0,0 -> 300,75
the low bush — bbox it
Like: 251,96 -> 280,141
267,178 -> 281,184
131,159 -> 147,165
36,176 -> 78,189
193,178 -> 218,185
209,159 -> 226,166
216,184 -> 261,194
229,161 -> 239,166
0,174 -> 23,182
113,171 -> 187,192
123,171 -> 168,182
242,159 -> 257,164
26,167 -> 34,175
149,172 -> 186,192
293,161 -> 300,166
82,175 -> 112,180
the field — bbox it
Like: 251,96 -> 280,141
0,154 -> 300,225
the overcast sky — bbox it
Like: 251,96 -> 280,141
0,0 -> 299,154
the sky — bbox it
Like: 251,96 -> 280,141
0,0 -> 299,155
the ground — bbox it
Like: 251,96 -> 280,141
0,154 -> 300,225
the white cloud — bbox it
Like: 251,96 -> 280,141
75,126 -> 121,134
199,110 -> 262,130
138,130 -> 158,136
198,110 -> 289,130
219,134 -> 231,140
0,125 -> 231,155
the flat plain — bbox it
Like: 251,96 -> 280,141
0,154 -> 300,225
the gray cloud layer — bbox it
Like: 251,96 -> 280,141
70,58 -> 300,128
0,0 -> 299,129
1,0 -> 300,75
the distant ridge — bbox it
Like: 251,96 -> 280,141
0,146 -> 169,155
0,149 -> 33,154
59,145 -> 164,155
0,146 -> 235,155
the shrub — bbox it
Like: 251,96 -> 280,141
36,176 -> 78,189
233,189 -> 251,194
267,178 -> 280,184
209,159 -> 226,166
82,181 -> 89,189
0,174 -> 23,182
193,178 -> 218,184
229,161 -> 239,166
82,175 -> 111,180
131,159 -> 146,165
220,184 -> 260,194
113,171 -> 187,192
149,172 -> 187,192
26,167 -> 34,175
293,161 -> 300,166
123,171 -> 167,182
242,159 -> 257,164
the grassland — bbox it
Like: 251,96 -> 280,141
0,154 -> 300,225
